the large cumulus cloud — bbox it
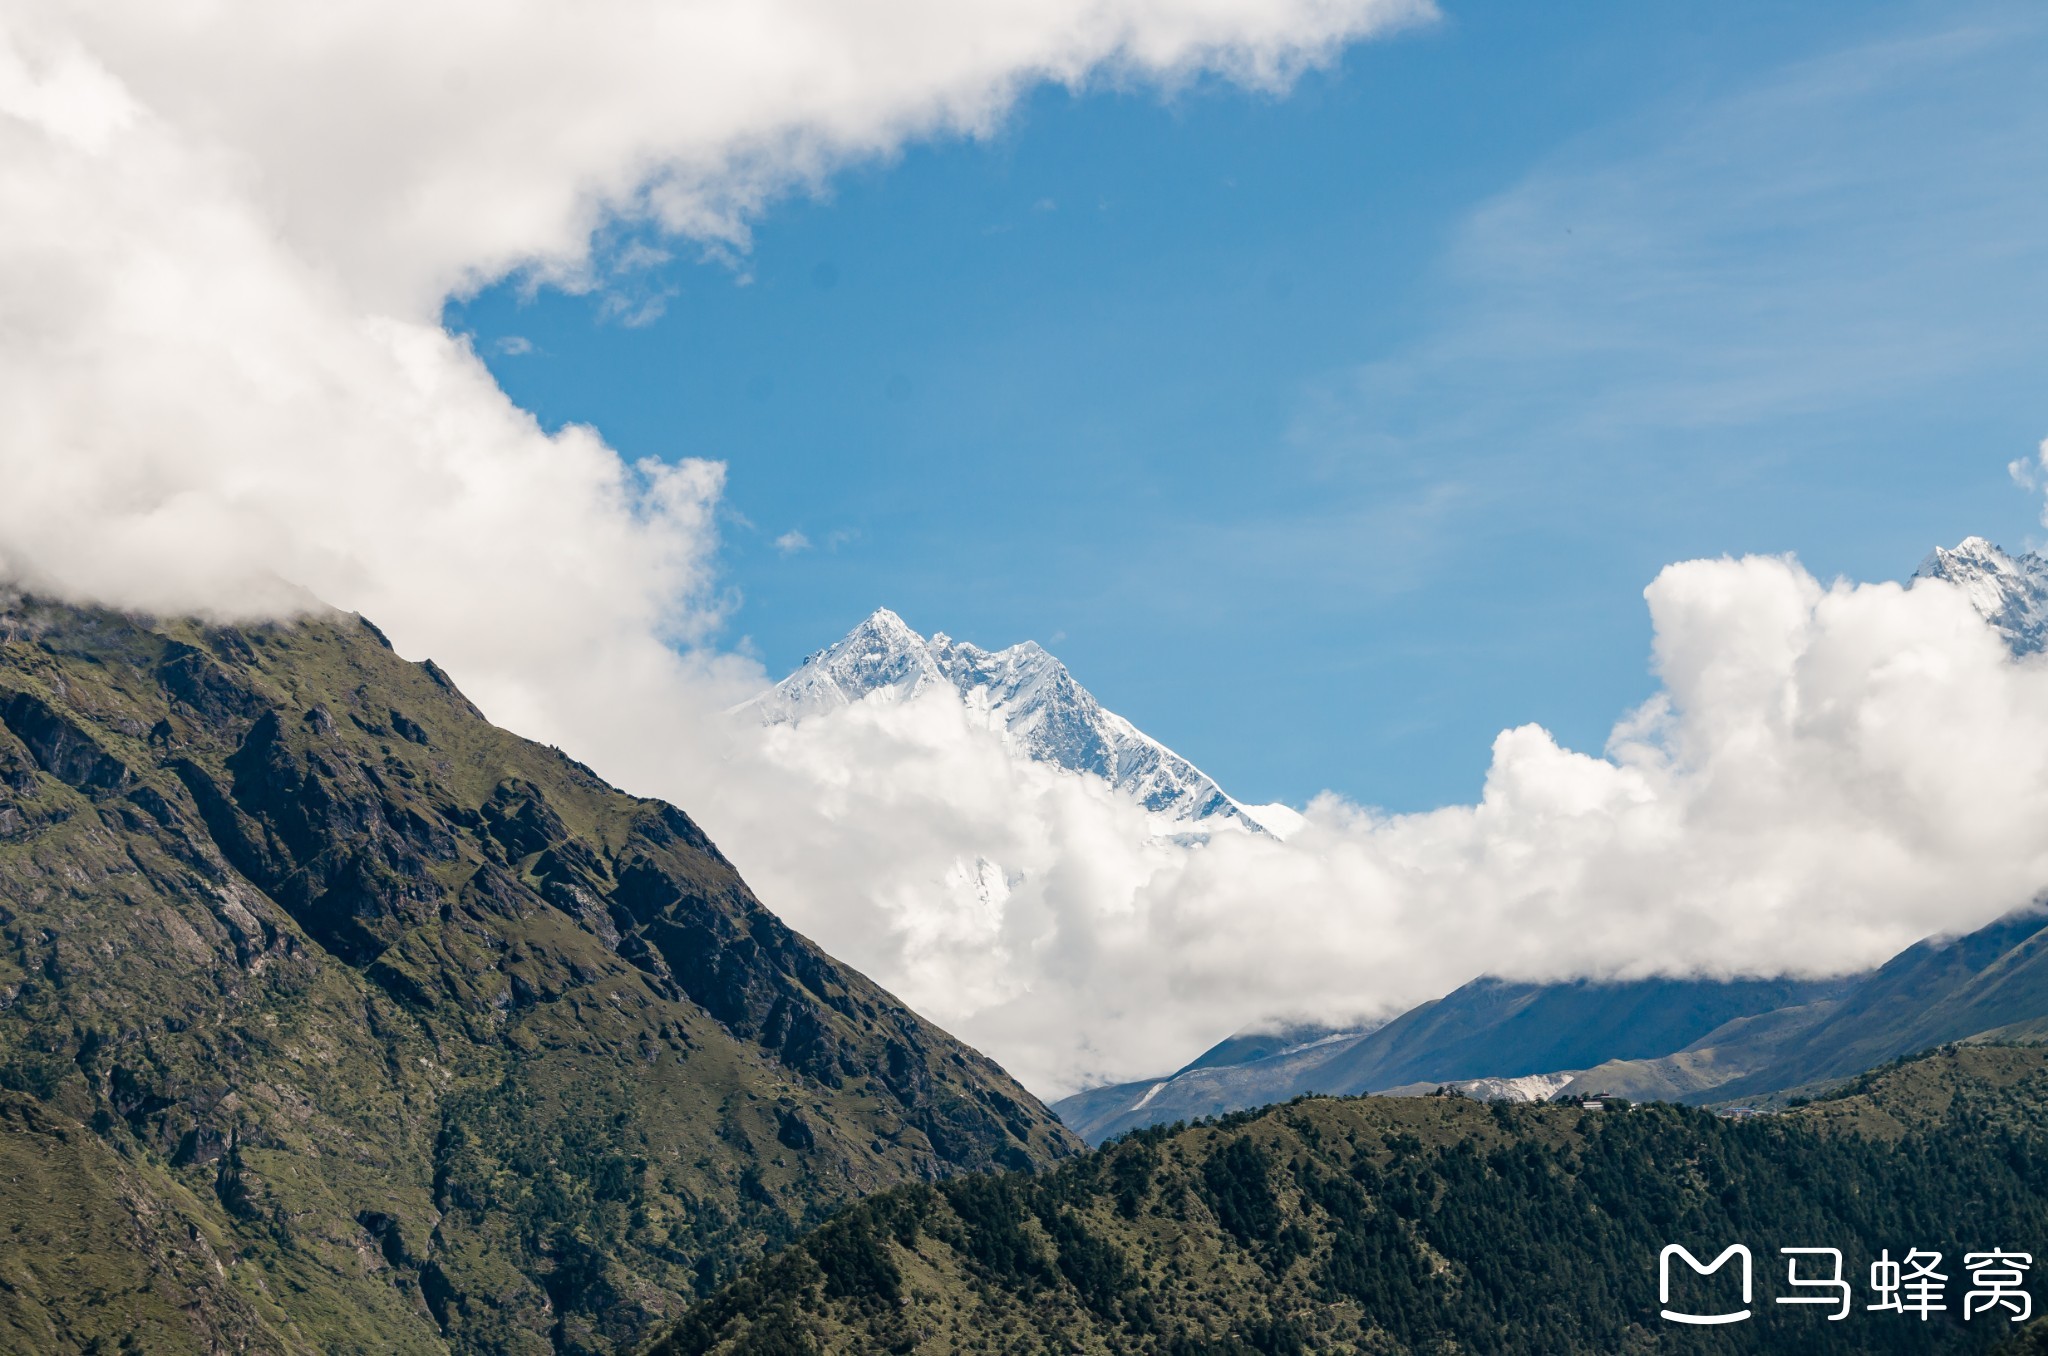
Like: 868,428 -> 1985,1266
7,0 -> 2045,1102
681,558 -> 2048,1095
0,0 -> 1428,728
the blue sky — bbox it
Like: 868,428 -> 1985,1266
449,0 -> 2048,812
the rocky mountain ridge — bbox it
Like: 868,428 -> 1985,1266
0,594 -> 1076,1354
752,608 -> 1298,835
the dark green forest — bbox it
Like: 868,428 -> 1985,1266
657,1045 -> 2048,1355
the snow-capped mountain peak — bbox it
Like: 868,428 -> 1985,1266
1914,536 -> 2048,655
758,606 -> 949,714
753,608 -> 1292,833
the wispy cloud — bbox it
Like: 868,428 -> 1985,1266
596,286 -> 678,328
2011,439 -> 2048,496
1293,9 -> 2048,510
0,0 -> 1429,628
773,529 -> 812,554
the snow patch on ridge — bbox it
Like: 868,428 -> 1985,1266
1129,1080 -> 1170,1112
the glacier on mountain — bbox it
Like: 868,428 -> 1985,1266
750,608 -> 1295,834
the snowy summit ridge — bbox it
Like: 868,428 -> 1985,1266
1914,536 -> 2048,655
755,608 -> 1297,835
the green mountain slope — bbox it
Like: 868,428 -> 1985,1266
663,1046 -> 2048,1355
0,593 -> 1078,1355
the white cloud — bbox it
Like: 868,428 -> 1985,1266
12,0 -> 1435,316
662,559 -> 2048,1096
0,0 -> 1431,754
774,530 -> 813,554
2011,438 -> 2048,495
12,0 -> 2048,1108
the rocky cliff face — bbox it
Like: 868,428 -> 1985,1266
0,595 -> 1077,1355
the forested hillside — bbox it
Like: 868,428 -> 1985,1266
661,1046 -> 2048,1355
0,595 -> 1076,1355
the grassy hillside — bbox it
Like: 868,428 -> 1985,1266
0,594 -> 1078,1354
663,1046 -> 2048,1355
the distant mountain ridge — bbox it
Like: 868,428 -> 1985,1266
1053,974 -> 1849,1143
1058,907 -> 2048,1142
1053,535 -> 2048,1142
754,608 -> 1298,834
1566,904 -> 2048,1106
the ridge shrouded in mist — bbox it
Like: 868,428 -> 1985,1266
751,607 -> 1300,835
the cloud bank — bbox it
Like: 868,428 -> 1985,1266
6,0 -> 2048,1100
670,558 -> 2048,1094
0,0 -> 1430,731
